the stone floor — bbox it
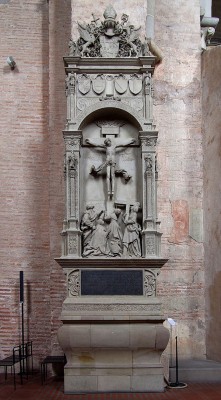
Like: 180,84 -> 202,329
1,374 -> 221,400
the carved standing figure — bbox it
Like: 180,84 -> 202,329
105,208 -> 123,256
81,204 -> 103,256
121,13 -> 141,56
85,137 -> 135,199
89,216 -> 108,256
123,202 -> 141,257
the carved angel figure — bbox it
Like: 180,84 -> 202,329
121,14 -> 141,56
125,26 -> 141,56
78,22 -> 96,56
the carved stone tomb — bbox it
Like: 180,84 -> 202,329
56,6 -> 169,393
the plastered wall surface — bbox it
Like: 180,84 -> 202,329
202,46 -> 221,362
71,0 -> 147,40
154,0 -> 205,359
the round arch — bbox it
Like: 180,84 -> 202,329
75,100 -> 145,131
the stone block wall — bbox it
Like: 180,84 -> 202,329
202,46 -> 221,362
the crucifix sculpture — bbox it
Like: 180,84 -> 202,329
85,136 -> 135,202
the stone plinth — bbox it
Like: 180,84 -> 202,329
58,296 -> 169,393
56,258 -> 169,393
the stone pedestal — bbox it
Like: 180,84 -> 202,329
58,296 -> 169,393
56,258 -> 169,393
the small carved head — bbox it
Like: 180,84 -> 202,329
104,138 -> 112,147
114,208 -> 121,216
132,202 -> 140,212
121,14 -> 129,23
86,203 -> 94,210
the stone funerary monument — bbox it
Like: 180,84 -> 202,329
56,5 -> 169,393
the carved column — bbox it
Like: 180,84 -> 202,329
146,0 -> 155,40
140,132 -> 162,257
62,131 -> 82,257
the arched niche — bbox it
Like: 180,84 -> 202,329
76,102 -> 145,131
79,109 -> 142,217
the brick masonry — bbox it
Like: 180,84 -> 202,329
0,0 -> 214,365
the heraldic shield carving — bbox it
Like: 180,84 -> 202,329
92,75 -> 106,95
78,74 -> 91,95
115,75 -> 128,94
129,75 -> 142,95
100,35 -> 119,58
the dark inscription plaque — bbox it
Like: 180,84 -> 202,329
81,270 -> 143,295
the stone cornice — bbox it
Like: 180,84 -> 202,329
63,56 -> 156,75
55,257 -> 168,269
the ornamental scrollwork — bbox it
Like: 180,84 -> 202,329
144,270 -> 156,297
68,269 -> 81,296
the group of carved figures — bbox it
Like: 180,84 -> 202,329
81,203 -> 141,258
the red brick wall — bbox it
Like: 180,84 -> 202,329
0,0 -> 71,363
48,0 -> 71,355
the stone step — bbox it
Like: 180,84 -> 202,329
169,359 -> 221,383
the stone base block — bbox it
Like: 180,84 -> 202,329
58,319 -> 169,393
64,373 -> 165,393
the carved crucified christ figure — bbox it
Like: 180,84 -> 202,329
85,137 -> 135,199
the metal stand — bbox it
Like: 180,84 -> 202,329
168,336 -> 187,389
20,271 -> 25,375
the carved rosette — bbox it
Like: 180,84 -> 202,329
68,269 -> 81,296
